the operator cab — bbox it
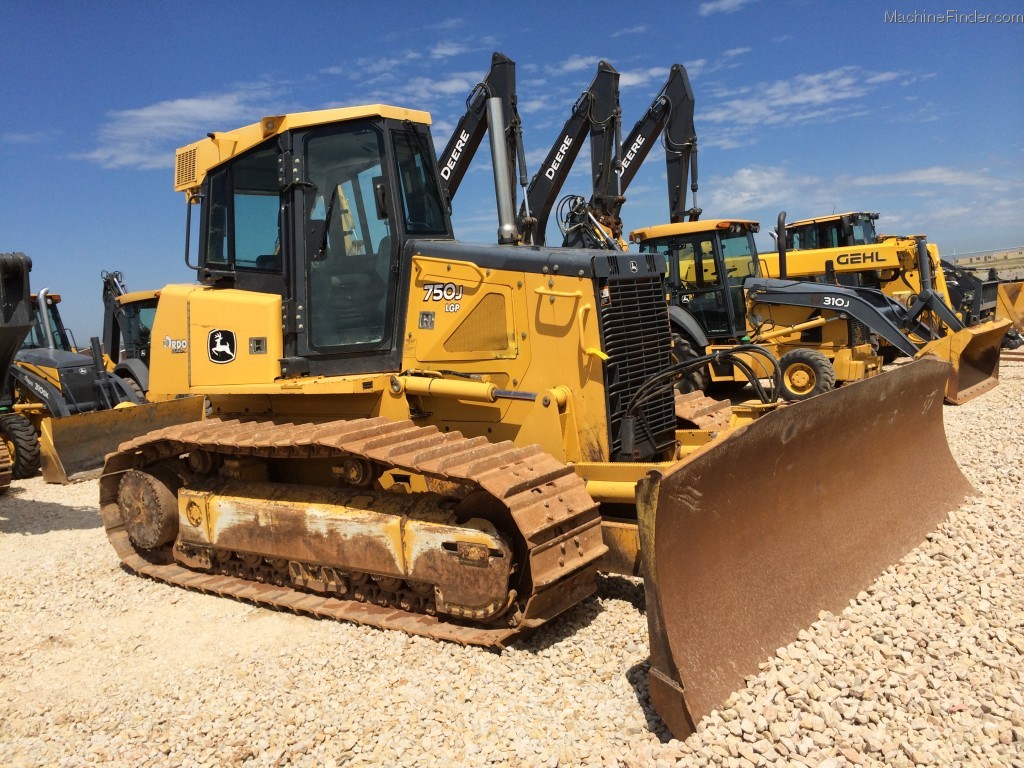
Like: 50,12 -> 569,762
786,212 -> 879,251
177,106 -> 453,375
632,220 -> 760,341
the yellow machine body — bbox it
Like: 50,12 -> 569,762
101,103 -> 975,743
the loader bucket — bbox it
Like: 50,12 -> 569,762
39,396 -> 205,484
915,318 -> 1009,404
636,358 -> 973,740
996,281 -> 1024,332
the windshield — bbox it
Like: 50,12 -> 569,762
849,215 -> 877,245
22,301 -> 71,351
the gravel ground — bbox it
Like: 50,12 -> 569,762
1,364 -> 1022,768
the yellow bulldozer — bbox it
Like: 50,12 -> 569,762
98,102 -> 975,739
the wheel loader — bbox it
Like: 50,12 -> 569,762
98,102 -> 975,740
3,286 -> 204,483
0,252 -> 36,491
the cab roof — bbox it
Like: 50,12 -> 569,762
787,212 -> 879,227
174,104 -> 433,193
630,219 -> 759,242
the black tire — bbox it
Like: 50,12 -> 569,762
123,377 -> 147,402
779,349 -> 836,402
670,333 -> 708,394
0,414 -> 41,479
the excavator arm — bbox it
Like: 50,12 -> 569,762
437,52 -> 524,212
565,64 -> 701,249
519,60 -> 620,245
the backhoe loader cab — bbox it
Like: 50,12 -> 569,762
633,220 -> 759,342
785,211 -> 879,251
101,271 -> 159,397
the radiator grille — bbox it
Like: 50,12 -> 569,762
597,275 -> 676,460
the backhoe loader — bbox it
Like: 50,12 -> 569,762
5,288 -> 203,483
765,212 -> 1009,402
0,252 -> 36,490
98,101 -> 974,740
100,269 -> 160,398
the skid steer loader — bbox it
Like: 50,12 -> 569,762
0,252 -> 36,491
98,101 -> 974,740
6,288 -> 204,483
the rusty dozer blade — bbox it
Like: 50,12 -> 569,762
39,396 -> 205,484
915,318 -> 1009,404
636,357 -> 973,740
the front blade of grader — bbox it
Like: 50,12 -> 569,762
915,318 -> 1009,404
636,357 -> 973,740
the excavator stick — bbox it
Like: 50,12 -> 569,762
915,318 -> 1009,404
636,358 -> 973,740
39,396 -> 205,483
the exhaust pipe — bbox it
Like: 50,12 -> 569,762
776,212 -> 788,280
486,97 -> 519,245
38,288 -> 55,350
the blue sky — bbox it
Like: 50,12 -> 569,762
3,0 -> 1022,338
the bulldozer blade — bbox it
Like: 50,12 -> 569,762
635,357 -> 973,740
39,396 -> 205,484
915,318 -> 1009,404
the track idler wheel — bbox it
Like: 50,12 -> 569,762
118,468 -> 180,549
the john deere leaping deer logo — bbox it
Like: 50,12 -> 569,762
208,330 -> 236,364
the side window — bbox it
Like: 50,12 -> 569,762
201,145 -> 282,271
204,170 -> 229,266
393,130 -> 447,235
232,147 -> 281,270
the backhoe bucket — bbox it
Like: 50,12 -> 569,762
636,358 -> 973,740
39,396 -> 205,484
915,318 -> 1009,404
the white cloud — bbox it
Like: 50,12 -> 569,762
723,47 -> 752,58
552,55 -> 601,74
619,67 -> 670,88
431,42 -> 469,59
705,166 -> 812,211
79,85 -> 279,170
698,0 -> 757,16
612,25 -> 648,37
849,166 -> 1006,189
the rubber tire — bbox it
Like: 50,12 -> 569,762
123,377 -> 147,402
779,348 -> 836,402
670,333 -> 708,394
0,414 -> 41,479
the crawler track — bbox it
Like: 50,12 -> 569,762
98,417 -> 606,647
